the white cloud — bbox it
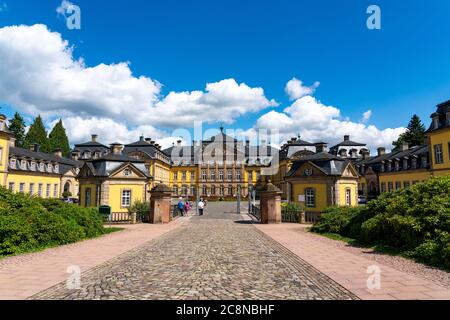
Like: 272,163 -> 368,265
256,94 -> 405,152
361,110 -> 372,123
0,24 -> 276,129
49,117 -> 179,149
285,77 -> 320,101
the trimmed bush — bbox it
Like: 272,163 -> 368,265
311,176 -> 450,270
0,187 -> 106,257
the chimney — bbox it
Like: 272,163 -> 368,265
53,148 -> 63,158
139,135 -> 144,142
377,147 -> 386,157
91,134 -> 98,142
72,151 -> 80,161
9,137 -> 16,148
344,135 -> 350,142
177,140 -> 182,146
361,149 -> 370,160
0,114 -> 5,131
110,143 -> 123,154
30,143 -> 40,152
401,143 -> 409,151
315,143 -> 328,153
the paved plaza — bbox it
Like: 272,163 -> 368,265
30,204 -> 356,300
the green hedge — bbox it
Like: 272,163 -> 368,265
311,176 -> 450,270
0,188 -> 106,256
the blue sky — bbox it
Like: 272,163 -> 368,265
0,0 -> 449,149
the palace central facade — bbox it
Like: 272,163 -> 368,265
0,100 -> 448,214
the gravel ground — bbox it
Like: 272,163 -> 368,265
295,224 -> 450,290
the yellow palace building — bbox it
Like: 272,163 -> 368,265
355,100 -> 450,196
0,114 -> 82,199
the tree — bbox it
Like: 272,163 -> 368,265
23,115 -> 51,153
393,114 -> 426,150
8,112 -> 26,147
49,119 -> 71,157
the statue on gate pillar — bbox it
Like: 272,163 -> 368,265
148,184 -> 172,224
259,179 -> 282,224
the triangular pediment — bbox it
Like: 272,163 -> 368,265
342,163 -> 358,178
78,164 -> 94,178
292,162 -> 327,177
110,163 -> 146,179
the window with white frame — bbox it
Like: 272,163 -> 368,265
19,183 -> 25,193
182,171 -> 186,181
227,171 -> 232,181
202,185 -> 207,195
46,184 -> 51,197
219,186 -> 224,196
190,185 -> 195,196
219,170 -> 224,181
8,182 -> 14,191
173,172 -> 178,181
201,170 -> 207,181
345,188 -> 351,206
228,185 -> 233,195
121,190 -> 131,207
434,144 -> 444,164
236,170 -> 241,181
29,183 -> 35,195
210,171 -> 215,181
305,188 -> 315,207
54,184 -> 58,197
38,184 -> 43,197
190,171 -> 195,181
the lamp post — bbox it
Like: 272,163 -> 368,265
237,185 -> 241,214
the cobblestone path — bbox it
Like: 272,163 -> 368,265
31,208 -> 357,300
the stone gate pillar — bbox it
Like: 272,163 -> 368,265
260,180 -> 282,224
149,184 -> 172,224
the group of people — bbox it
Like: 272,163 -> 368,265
176,198 -> 207,217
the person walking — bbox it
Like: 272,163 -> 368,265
184,201 -> 191,216
198,199 -> 205,216
177,199 -> 185,217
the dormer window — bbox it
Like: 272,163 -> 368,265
30,162 -> 36,171
20,160 -> 27,170
9,158 -> 16,169
39,163 -> 45,171
83,151 -> 91,159
433,117 -> 440,129
47,164 -> 53,173
54,164 -> 59,173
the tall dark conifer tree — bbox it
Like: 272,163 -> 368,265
23,115 -> 51,153
8,112 -> 26,147
393,114 -> 426,149
49,119 -> 71,157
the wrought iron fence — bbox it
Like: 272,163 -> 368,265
304,212 -> 321,224
281,208 -> 301,223
249,204 -> 261,221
